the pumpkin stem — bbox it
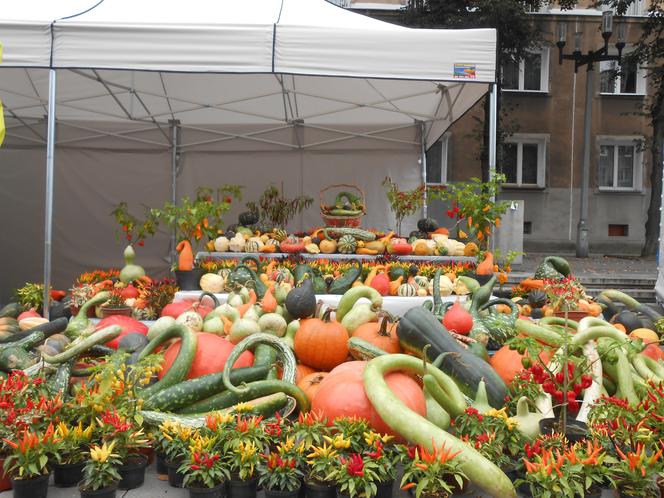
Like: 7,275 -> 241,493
422,344 -> 430,375
322,306 -> 335,323
376,311 -> 395,337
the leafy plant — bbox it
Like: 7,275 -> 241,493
13,283 -> 48,311
258,452 -> 303,492
381,177 -> 425,236
400,443 -> 467,498
228,440 -> 260,480
3,426 -> 60,479
111,202 -> 158,246
246,184 -> 313,229
430,175 -> 509,249
79,441 -> 122,491
332,453 -> 380,498
180,451 -> 230,489
53,421 -> 95,465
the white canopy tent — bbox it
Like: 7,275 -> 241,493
0,0 -> 498,308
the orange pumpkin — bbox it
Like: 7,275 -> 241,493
311,361 -> 425,437
295,363 -> 318,384
489,344 -> 553,385
352,315 -> 401,354
295,310 -> 349,371
298,372 -> 328,403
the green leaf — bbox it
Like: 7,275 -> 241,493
39,455 -> 48,469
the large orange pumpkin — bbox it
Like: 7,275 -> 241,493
352,316 -> 402,354
298,372 -> 328,403
489,345 -> 553,385
295,310 -> 349,371
311,361 -> 425,437
159,332 -> 254,380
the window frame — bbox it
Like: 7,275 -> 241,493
501,134 -> 548,189
425,133 -> 450,186
596,136 -> 644,192
501,48 -> 550,93
599,48 -> 646,96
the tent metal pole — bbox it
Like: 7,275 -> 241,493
42,69 -> 57,320
169,120 -> 180,265
488,83 -> 498,252
420,121 -> 428,218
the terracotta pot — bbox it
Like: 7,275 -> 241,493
100,307 -> 132,318
0,458 -> 11,491
553,310 -> 589,321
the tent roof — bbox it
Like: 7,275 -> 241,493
0,0 -> 496,149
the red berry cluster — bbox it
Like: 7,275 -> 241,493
520,362 -> 592,413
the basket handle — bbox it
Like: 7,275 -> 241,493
319,184 -> 365,207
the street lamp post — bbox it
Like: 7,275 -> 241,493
556,11 -> 625,258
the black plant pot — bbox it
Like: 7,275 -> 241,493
539,417 -> 588,444
166,459 -> 186,488
175,269 -> 204,291
265,484 -> 302,498
464,273 -> 494,286
227,476 -> 258,498
156,452 -> 168,475
304,480 -> 336,498
11,473 -> 50,498
189,481 -> 226,498
375,479 -> 394,498
118,456 -> 147,490
53,461 -> 85,487
79,482 -> 119,498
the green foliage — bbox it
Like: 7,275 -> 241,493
13,282 -> 47,311
245,184 -> 313,229
381,177 -> 425,235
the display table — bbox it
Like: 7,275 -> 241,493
174,291 -> 466,316
197,251 -> 476,264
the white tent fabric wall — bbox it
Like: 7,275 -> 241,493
0,0 -> 497,302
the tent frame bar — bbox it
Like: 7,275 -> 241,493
42,69 -> 56,319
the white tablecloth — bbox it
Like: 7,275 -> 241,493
174,291 -> 466,316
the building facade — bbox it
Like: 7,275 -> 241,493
339,0 -> 656,254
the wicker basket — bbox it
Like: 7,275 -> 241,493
320,184 -> 365,227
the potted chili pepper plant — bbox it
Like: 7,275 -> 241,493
79,442 -> 122,498
227,440 -> 261,498
332,453 -> 380,498
180,449 -> 230,498
399,443 -> 468,498
258,452 -> 303,498
52,421 -> 95,487
304,441 -> 340,498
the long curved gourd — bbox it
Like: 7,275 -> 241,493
65,291 -> 110,338
222,333 -> 297,394
41,325 -> 121,364
363,354 -> 516,498
138,324 -> 198,398
335,286 -> 383,322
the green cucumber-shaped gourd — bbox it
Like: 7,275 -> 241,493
0,317 -> 68,348
282,320 -> 299,349
65,292 -> 110,338
328,208 -> 363,217
397,306 -> 507,408
323,228 -> 376,242
177,380 -> 309,414
0,303 -> 22,319
142,392 -> 290,427
143,365 -> 270,412
363,355 -> 516,498
335,286 -> 383,322
254,344 -> 278,380
41,326 -> 121,364
0,348 -> 38,372
348,337 -> 388,361
341,304 -> 378,335
138,324 -> 198,399
48,360 -> 74,397
328,260 -> 362,295
223,333 -> 296,394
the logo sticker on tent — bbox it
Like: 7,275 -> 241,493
453,63 -> 476,79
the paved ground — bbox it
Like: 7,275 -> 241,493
512,252 -> 658,277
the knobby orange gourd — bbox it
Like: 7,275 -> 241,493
476,252 -> 494,275
260,287 -> 278,314
176,240 -> 194,271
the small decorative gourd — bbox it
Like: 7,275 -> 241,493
272,229 -> 288,242
397,283 -> 417,297
245,237 -> 263,253
120,245 -> 146,282
213,236 -> 230,252
337,235 -> 358,254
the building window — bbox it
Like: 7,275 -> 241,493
500,135 -> 547,188
601,0 -> 644,16
598,138 -> 643,191
426,133 -> 449,185
502,49 -> 549,92
600,58 -> 645,95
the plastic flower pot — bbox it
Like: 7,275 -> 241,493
265,483 -> 302,498
156,452 -> 168,475
118,455 -> 148,489
99,307 -> 132,318
188,481 -> 226,498
10,473 -> 50,498
53,460 -> 86,487
304,480 -> 335,498
227,476 -> 258,498
375,479 -> 394,498
79,481 -> 119,498
166,459 -> 186,488
539,417 -> 588,444
175,269 -> 203,291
